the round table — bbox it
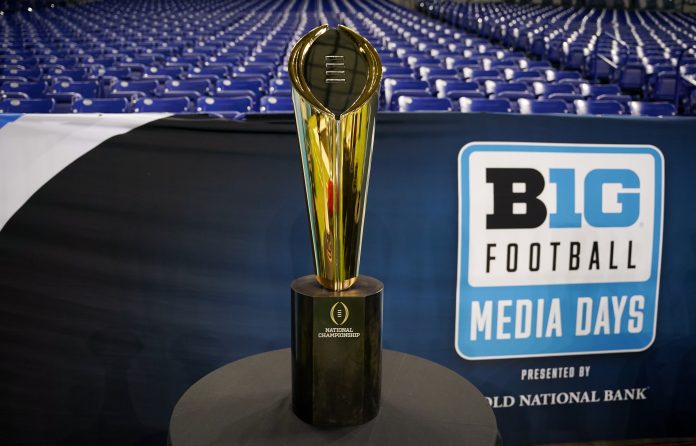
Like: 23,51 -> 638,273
169,349 -> 500,446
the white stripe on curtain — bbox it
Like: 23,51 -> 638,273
0,113 -> 170,230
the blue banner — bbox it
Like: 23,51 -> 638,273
0,114 -> 694,445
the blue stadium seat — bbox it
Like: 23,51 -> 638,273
145,66 -> 184,79
0,98 -> 55,113
1,92 -> 30,100
107,91 -> 146,106
161,90 -> 203,101
518,99 -> 569,115
53,80 -> 99,98
547,93 -> 584,112
116,63 -> 147,79
12,68 -> 41,81
434,80 -> 479,98
233,64 -> 273,80
382,63 -> 405,75
132,55 -> 164,66
463,68 -> 501,82
164,79 -> 211,96
275,68 -> 290,80
217,79 -> 264,97
214,90 -> 259,103
165,62 -> 193,73
191,66 -> 229,78
506,70 -> 545,83
95,59 -> 118,69
579,83 -> 622,99
269,79 -> 291,96
390,90 -> 433,111
0,76 -> 29,85
48,67 -> 87,81
487,59 -> 517,71
380,56 -> 402,66
585,55 -> 615,83
197,96 -> 253,113
552,71 -> 583,83
574,100 -> 624,116
628,101 -> 677,117
650,72 -> 678,101
419,67 -> 458,81
112,80 -> 160,96
72,98 -> 129,113
105,67 -> 133,80
207,55 -> 242,67
0,81 -> 46,98
648,63 -> 675,79
384,79 -> 429,108
596,94 -> 633,113
406,56 -> 440,69
563,45 -> 586,71
619,64 -> 647,96
485,81 -> 528,96
397,97 -> 452,112
100,76 -> 119,95
133,97 -> 190,113
495,92 -> 535,108
447,91 -> 486,103
259,96 -> 294,113
382,66 -> 415,78
185,72 -> 223,83
459,98 -> 512,113
246,54 -> 280,65
171,55 -> 203,67
447,57 -> 482,71
520,60 -> 552,70
533,82 -> 577,98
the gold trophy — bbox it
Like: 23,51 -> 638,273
288,25 -> 383,427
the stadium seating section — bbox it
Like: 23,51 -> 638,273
0,0 -> 694,116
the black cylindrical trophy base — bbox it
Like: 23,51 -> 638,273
291,275 -> 383,427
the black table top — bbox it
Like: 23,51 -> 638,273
169,349 -> 500,446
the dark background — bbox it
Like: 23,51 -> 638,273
0,113 -> 695,445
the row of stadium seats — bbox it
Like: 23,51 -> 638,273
0,95 -> 281,114
0,95 -> 676,116
0,0 -> 693,116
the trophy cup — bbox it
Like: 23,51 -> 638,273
288,25 -> 383,427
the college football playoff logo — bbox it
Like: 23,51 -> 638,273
330,302 -> 350,326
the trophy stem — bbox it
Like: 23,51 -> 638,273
290,275 -> 383,427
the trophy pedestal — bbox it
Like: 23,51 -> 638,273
290,275 -> 383,427
169,349 -> 501,446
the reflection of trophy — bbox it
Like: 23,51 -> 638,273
289,25 -> 382,427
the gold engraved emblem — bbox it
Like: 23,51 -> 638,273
330,301 -> 350,326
